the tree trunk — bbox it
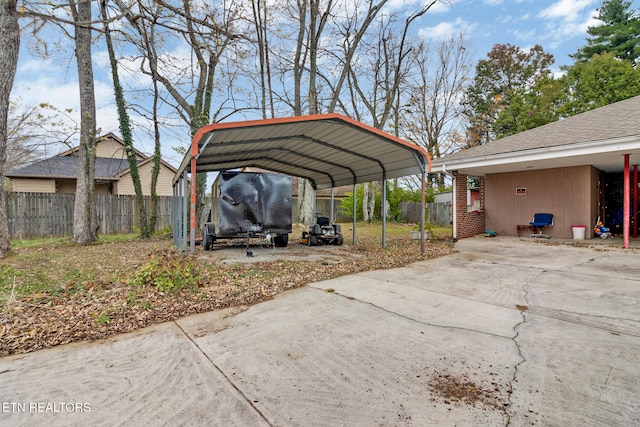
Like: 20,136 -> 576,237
297,178 -> 315,225
71,0 -> 98,245
101,0 -> 149,237
368,181 -> 376,221
295,0 -> 333,226
0,0 -> 20,256
362,182 -> 370,222
149,79 -> 161,232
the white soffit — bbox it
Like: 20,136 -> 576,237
435,136 -> 640,176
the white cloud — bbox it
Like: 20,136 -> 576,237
535,0 -> 600,50
510,28 -> 537,42
538,0 -> 596,22
385,0 -> 450,14
418,17 -> 477,40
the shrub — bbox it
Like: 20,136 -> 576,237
128,250 -> 201,292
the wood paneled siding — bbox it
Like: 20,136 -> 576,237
115,161 -> 175,196
485,166 -> 598,239
95,137 -> 144,161
10,178 -> 55,193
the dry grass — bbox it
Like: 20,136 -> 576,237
0,223 -> 454,357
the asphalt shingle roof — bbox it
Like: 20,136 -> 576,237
7,156 -> 132,180
437,95 -> 640,163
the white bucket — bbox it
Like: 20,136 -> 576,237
571,225 -> 586,240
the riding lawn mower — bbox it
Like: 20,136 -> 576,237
301,214 -> 344,246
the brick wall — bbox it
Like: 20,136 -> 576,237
453,171 -> 486,239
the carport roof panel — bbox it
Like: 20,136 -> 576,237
174,114 -> 430,189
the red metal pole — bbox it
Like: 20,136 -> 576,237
634,165 -> 638,238
623,154 -> 630,248
190,139 -> 199,253
421,169 -> 426,254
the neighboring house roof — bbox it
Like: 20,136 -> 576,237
115,157 -> 178,179
433,95 -> 640,176
7,156 -> 131,180
7,133 -> 178,181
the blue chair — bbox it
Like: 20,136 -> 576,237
529,213 -> 553,239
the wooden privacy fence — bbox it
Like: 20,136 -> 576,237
399,201 -> 452,227
4,193 -> 450,239
5,192 -> 174,238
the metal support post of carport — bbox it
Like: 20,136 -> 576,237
171,170 -> 189,253
352,183 -> 357,244
182,170 -> 189,252
381,172 -> 387,249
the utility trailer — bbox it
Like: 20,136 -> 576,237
202,171 -> 292,250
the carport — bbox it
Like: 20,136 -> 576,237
172,114 -> 432,253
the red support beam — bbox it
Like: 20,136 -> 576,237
421,170 -> 426,253
634,165 -> 638,239
623,154 -> 630,249
190,139 -> 199,253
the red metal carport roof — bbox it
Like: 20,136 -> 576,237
172,114 -> 432,253
173,114 -> 431,188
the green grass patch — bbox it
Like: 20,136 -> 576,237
10,236 -> 73,250
0,265 -> 59,304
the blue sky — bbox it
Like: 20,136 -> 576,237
11,0 -> 636,165
417,0 -> 624,74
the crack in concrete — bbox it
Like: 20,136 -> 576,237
310,285 -> 514,340
360,268 -> 640,337
524,306 -> 640,337
173,320 -> 274,427
505,303 -> 527,426
344,272 -> 537,319
504,270 -> 542,427
313,285 -> 524,426
444,253 -> 640,284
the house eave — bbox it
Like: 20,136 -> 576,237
7,174 -> 119,181
433,135 -> 640,176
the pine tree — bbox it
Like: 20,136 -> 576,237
571,0 -> 640,65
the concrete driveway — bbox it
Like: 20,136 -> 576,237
1,237 -> 639,426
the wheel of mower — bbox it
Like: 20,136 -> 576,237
309,235 -> 318,246
274,234 -> 289,247
335,234 -> 344,246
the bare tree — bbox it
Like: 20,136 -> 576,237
0,0 -> 20,255
6,102 -> 79,172
343,2 -> 436,219
251,0 -> 275,119
277,0 -> 391,224
401,34 -> 471,189
113,0 -> 246,227
290,0 -> 334,226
